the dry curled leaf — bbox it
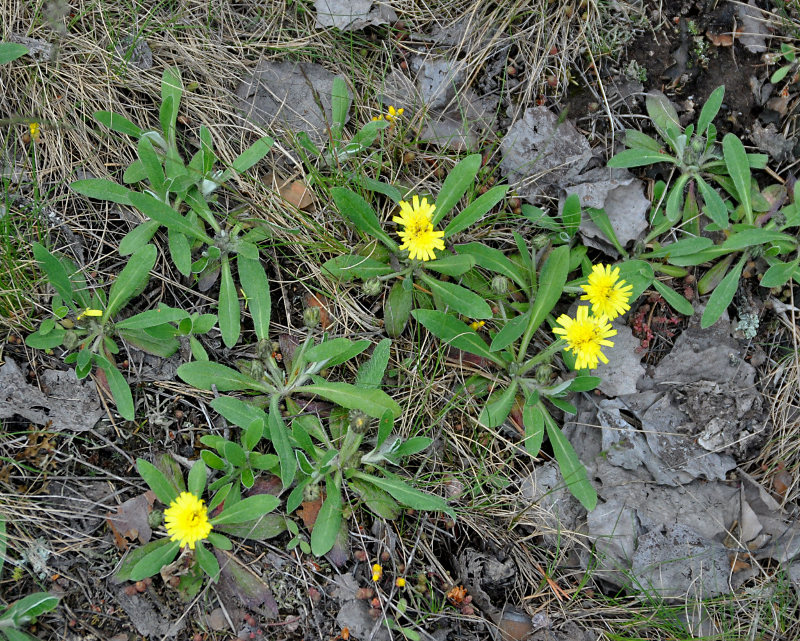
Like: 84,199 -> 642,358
279,180 -> 316,210
106,491 -> 156,550
304,292 -> 331,329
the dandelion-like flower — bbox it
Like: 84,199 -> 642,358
163,491 -> 212,550
553,306 -> 616,370
392,195 -> 445,261
29,122 -> 40,142
76,308 -> 103,321
373,105 -> 404,123
580,263 -> 633,320
372,563 -> 383,581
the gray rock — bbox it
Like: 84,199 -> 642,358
314,0 -> 397,31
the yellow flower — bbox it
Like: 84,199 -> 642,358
552,306 -> 616,370
373,105 -> 404,123
395,577 -> 406,588
76,308 -> 103,321
163,491 -> 212,550
392,195 -> 444,261
29,122 -> 40,142
469,320 -> 485,331
580,263 -> 633,320
372,563 -> 383,581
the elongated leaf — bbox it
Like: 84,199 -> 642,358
32,243 -> 75,306
356,338 -> 391,389
761,258 -> 799,288
218,258 -> 240,348
384,279 -> 412,337
120,220 -> 160,256
211,396 -> 266,429
322,255 -> 392,281
645,91 -> 681,144
71,178 -> 133,205
302,381 -> 401,419
136,458 -> 179,505
490,312 -> 529,352
105,243 -> 156,318
195,542 -> 220,581
212,494 -> 280,525
723,133 -> 752,223
652,280 -> 694,316
331,187 -> 396,249
116,304 -> 189,330
697,86 -> 724,136
527,245 -> 569,335
128,192 -> 211,242
238,256 -> 271,341
701,255 -> 745,328
643,237 -> 714,259
623,129 -> 662,152
721,229 -> 794,251
177,362 -> 271,392
129,540 -> 181,581
432,154 -> 482,225
587,208 -> 626,256
455,242 -> 528,289
697,254 -> 735,294
412,309 -> 503,365
542,404 -> 596,510
666,174 -> 690,224
330,77 -> 350,141
353,471 -> 454,518
522,397 -> 544,456
478,382 -> 518,428
0,42 -> 30,64
187,459 -> 207,496
444,184 -> 508,237
607,149 -> 676,168
97,358 -> 135,420
311,479 -> 342,556
3,592 -> 59,627
349,477 -> 400,519
420,273 -> 492,319
562,193 -> 581,237
424,253 -> 475,277
268,397 -> 295,488
227,135 -> 273,177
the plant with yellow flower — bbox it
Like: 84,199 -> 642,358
118,458 -> 279,589
323,153 -> 509,336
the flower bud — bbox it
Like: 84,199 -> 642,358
531,234 -> 549,249
303,483 -> 321,502
491,275 -> 510,295
256,338 -> 272,361
362,278 -> 383,296
535,364 -> 553,384
349,410 -> 370,434
303,305 -> 321,328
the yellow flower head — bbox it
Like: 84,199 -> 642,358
395,577 -> 406,588
372,563 -> 383,581
553,306 -> 616,370
392,196 -> 444,262
469,320 -> 485,331
76,308 -> 103,321
29,122 -> 41,142
163,491 -> 212,550
580,263 -> 633,320
373,105 -> 405,123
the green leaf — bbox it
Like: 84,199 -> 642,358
167,228 -> 191,277
542,404 -> 596,510
411,309 -> 504,366
177,362 -> 271,393
666,174 -> 690,224
70,178 -> 133,205
201,450 -> 226,470
311,479 -> 342,556
115,304 -> 189,330
212,494 -> 280,525
455,242 -> 528,289
697,254 -> 735,294
587,208 -> 626,256
105,243 -> 157,318
119,220 -> 160,256
225,135 -> 273,179
527,245 -> 569,336
696,86 -> 724,136
432,154 -> 482,225
117,328 -> 179,358
761,258 -> 799,288
522,398 -> 545,456
330,77 -> 350,141
0,42 -> 30,64
478,382 -> 518,428
113,538 -> 173,582
32,242 -> 75,306
490,312 -> 529,352
321,255 -> 392,281
210,396 -> 265,429
187,459 -> 207,496
349,477 -> 400,519
2,592 -> 59,628
195,542 -> 220,581
305,338 -> 366,365
302,381 -> 401,419
607,149 -> 676,168
701,255 -> 745,329
645,91 -> 681,144
652,280 -> 694,316
218,258 -> 240,348
25,327 -> 66,350
568,376 -> 601,392
348,173 -> 403,203
352,471 -> 454,518
224,440 -> 246,467
238,257 -> 271,341
623,129 -> 662,152
384,279 -> 413,337
129,540 -> 180,581
356,338 -> 391,389
424,253 -> 475,277
268,399 -> 296,488
723,133 -> 752,223
137,136 -> 166,193
444,184 -> 508,237
331,187 -> 397,250
720,229 -> 795,251
96,358 -> 135,420
420,273 -> 492,319
562,193 -> 582,237
643,237 -> 714,259
128,192 -> 211,242
136,458 -> 179,505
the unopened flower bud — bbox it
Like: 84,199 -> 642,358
303,483 -> 321,502
362,278 -> 383,296
535,364 -> 553,384
256,338 -> 272,361
531,234 -> 549,249
303,306 -> 321,328
349,410 -> 370,434
491,275 -> 510,295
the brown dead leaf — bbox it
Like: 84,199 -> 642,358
106,491 -> 156,550
297,496 -> 323,530
279,180 -> 316,210
729,553 -> 751,573
706,31 -> 734,46
304,292 -> 331,329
